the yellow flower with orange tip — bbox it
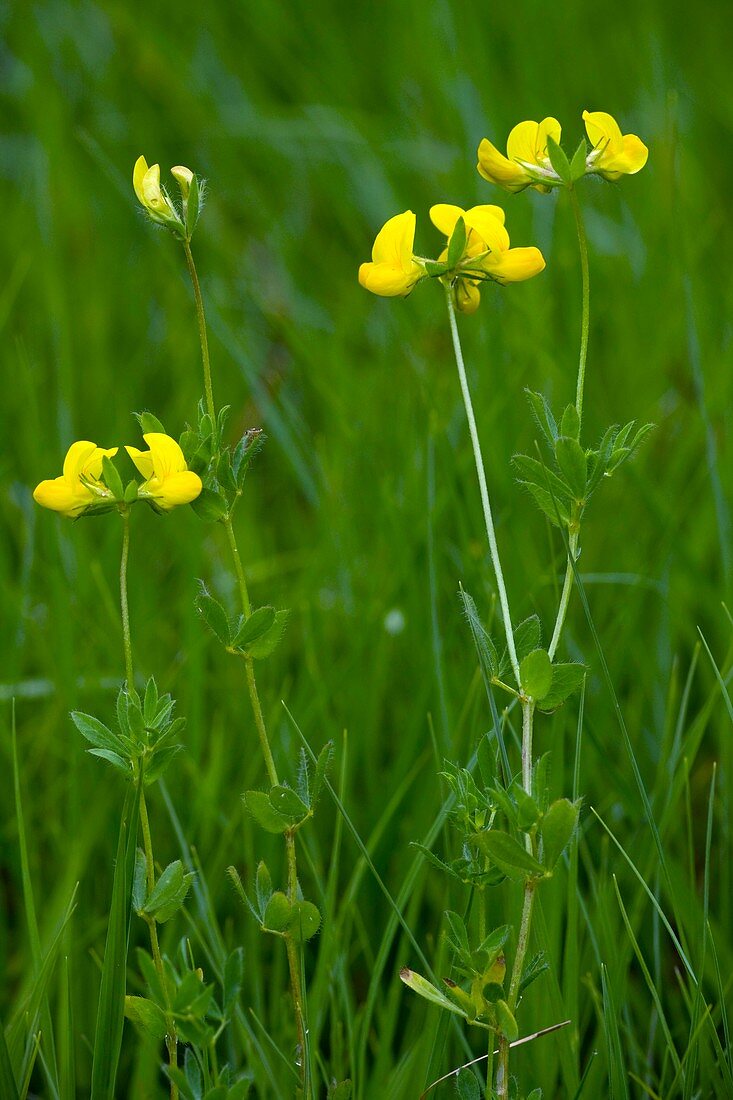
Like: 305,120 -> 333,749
430,203 -> 545,312
133,156 -> 183,230
358,211 -> 425,298
126,433 -> 202,511
33,441 -> 118,518
582,110 -> 648,180
477,118 -> 563,193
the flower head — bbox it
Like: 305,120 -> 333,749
358,211 -> 425,297
133,156 -> 183,230
33,441 -> 118,518
477,118 -> 563,193
126,433 -> 202,511
582,111 -> 648,180
430,204 -> 545,313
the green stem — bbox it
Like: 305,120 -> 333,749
570,188 -> 590,426
183,238 -> 216,424
548,530 -> 578,661
120,510 -> 134,687
184,239 -> 308,1091
445,287 -> 520,686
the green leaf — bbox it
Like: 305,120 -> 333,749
525,389 -> 558,446
537,663 -> 585,713
424,259 -> 449,278
144,744 -> 183,785
555,436 -> 587,498
518,480 -> 571,527
442,979 -> 476,1019
447,216 -> 467,267
399,968 -> 467,1017
475,830 -> 545,881
101,455 -> 123,500
71,712 -> 128,757
243,790 -> 289,834
263,891 -> 290,933
541,798 -> 581,869
223,947 -> 244,1013
135,411 -> 167,435
560,404 -> 580,440
144,861 -> 193,922
255,861 -> 272,915
495,998 -> 518,1041
518,950 -> 549,996
195,583 -> 231,646
545,135 -> 571,183
513,615 -> 542,663
123,480 -> 138,503
444,910 -> 470,958
269,784 -> 309,819
327,1082 -> 352,1100
124,996 -> 167,1040
514,786 -> 540,830
87,749 -> 130,773
455,1067 -> 481,1099
232,606 -> 276,647
520,649 -> 553,700
570,137 -> 588,181
288,900 -> 321,942
459,587 -> 498,679
476,924 -> 511,969
191,487 -> 228,522
313,740 -> 334,804
232,428 -> 265,486
0,1022 -> 19,1100
247,609 -> 290,659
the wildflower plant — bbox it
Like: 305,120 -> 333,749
359,108 -> 650,1098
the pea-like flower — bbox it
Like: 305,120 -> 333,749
430,204 -> 545,313
582,111 -> 648,180
133,156 -> 182,230
477,118 -> 563,193
358,211 -> 425,297
33,441 -> 118,518
126,433 -> 202,511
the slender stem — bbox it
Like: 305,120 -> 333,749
120,510 -> 134,687
139,783 -> 179,1096
183,238 -> 216,424
445,288 -> 520,686
183,239 -> 308,1092
548,531 -> 579,661
570,188 -> 590,426
520,699 -> 534,802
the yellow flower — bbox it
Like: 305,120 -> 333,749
477,118 -> 562,193
358,211 -> 425,297
133,156 -> 182,228
33,441 -> 118,518
429,204 -> 545,312
582,111 -> 648,180
170,164 -> 194,198
126,433 -> 202,510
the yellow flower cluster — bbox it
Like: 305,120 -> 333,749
359,109 -> 647,314
34,433 -> 201,519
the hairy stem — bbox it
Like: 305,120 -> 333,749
446,287 -> 520,686
570,188 -> 590,426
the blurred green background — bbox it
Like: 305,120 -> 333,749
2,0 -> 732,1095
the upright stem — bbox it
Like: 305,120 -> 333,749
445,288 -> 520,687
184,239 -> 307,1091
183,238 -> 216,424
120,510 -> 134,687
548,531 -> 579,662
119,513 -> 178,1097
570,188 -> 590,427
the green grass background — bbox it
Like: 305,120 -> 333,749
2,0 -> 732,1095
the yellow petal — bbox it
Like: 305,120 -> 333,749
455,280 -> 481,315
126,446 -> 155,480
477,138 -> 529,191
506,120 -> 542,165
153,471 -> 202,509
536,117 -> 562,154
602,133 -> 649,178
371,211 -> 416,272
464,207 -> 510,254
141,164 -> 167,211
85,446 -> 118,480
62,441 -> 98,482
429,204 -> 465,238
484,246 -> 546,284
582,110 -> 623,156
33,476 -> 91,517
143,432 -> 188,479
358,262 -> 419,297
133,156 -> 149,204
171,165 -> 193,186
